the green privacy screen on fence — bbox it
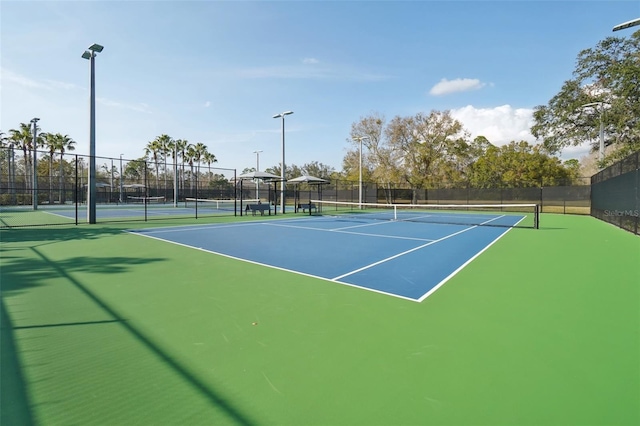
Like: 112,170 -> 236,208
591,151 -> 640,235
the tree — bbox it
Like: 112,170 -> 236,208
385,110 -> 469,200
347,112 -> 397,187
9,123 -> 42,187
531,30 -> 640,166
301,161 -> 335,179
469,141 -> 574,188
174,138 -> 188,192
56,134 -> 76,203
145,137 -> 164,194
154,134 -> 174,195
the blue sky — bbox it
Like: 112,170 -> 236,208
2,0 -> 639,173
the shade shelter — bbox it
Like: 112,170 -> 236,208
288,175 -> 329,213
237,171 -> 281,216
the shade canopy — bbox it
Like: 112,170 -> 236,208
287,175 -> 329,184
237,171 -> 282,181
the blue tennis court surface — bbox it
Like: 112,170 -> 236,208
129,214 -> 522,301
40,203 -> 237,220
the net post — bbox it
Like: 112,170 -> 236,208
534,204 -> 540,229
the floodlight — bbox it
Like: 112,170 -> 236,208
82,51 -> 91,60
89,43 -> 104,52
613,17 -> 640,32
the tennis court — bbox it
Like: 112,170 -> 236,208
2,210 -> 639,425
11,198 -> 254,222
130,209 -> 526,301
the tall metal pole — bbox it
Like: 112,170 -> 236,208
359,138 -> 362,208
581,102 -> 607,168
83,43 -> 103,222
173,146 -> 178,207
87,51 -> 97,223
354,136 -> 369,209
280,117 -> 285,213
119,154 -> 124,203
273,111 -> 293,214
110,158 -> 114,202
31,118 -> 40,210
598,104 -> 605,164
253,150 -> 262,200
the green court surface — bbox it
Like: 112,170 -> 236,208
1,214 -> 639,425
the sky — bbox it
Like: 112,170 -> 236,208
2,0 -> 639,174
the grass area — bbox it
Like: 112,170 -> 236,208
1,214 -> 639,425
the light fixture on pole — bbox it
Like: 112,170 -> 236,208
253,150 -> 263,200
82,43 -> 104,224
30,118 -> 40,210
273,111 -> 293,213
581,102 -> 607,166
353,136 -> 370,209
613,17 -> 640,32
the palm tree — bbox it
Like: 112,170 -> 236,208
144,138 -> 163,196
9,122 -> 39,192
202,151 -> 218,188
42,132 -> 58,204
191,142 -> 207,191
56,134 -> 76,203
174,139 -> 188,193
155,134 -> 174,197
0,131 -> 9,191
184,144 -> 198,195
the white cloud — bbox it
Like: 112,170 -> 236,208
204,101 -> 211,107
302,58 -> 319,64
1,68 -> 82,92
235,63 -> 389,81
450,104 -> 535,146
97,97 -> 152,113
429,78 -> 486,96
451,104 -> 591,160
2,68 -> 49,90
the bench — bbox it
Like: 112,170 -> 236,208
248,203 -> 271,216
298,203 -> 317,213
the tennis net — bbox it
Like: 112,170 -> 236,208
310,200 -> 539,229
184,198 -> 258,212
127,196 -> 166,203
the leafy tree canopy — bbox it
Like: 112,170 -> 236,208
531,30 -> 640,166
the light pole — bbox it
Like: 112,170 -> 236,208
119,154 -> 124,203
613,17 -> 640,32
173,144 -> 178,208
354,136 -> 370,208
581,102 -> 607,166
253,149 -> 263,200
273,111 -> 293,213
30,118 -> 40,210
82,43 -> 104,224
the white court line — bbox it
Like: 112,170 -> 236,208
331,221 -> 397,231
417,217 -> 522,302
131,221 -> 263,234
127,229 -> 419,302
263,221 -> 435,243
332,214 -> 507,281
42,210 -> 76,220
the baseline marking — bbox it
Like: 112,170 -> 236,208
127,229 -> 419,302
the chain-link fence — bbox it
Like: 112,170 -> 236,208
0,150 -> 240,228
1,147 -> 596,228
319,179 -> 590,215
591,151 -> 639,235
